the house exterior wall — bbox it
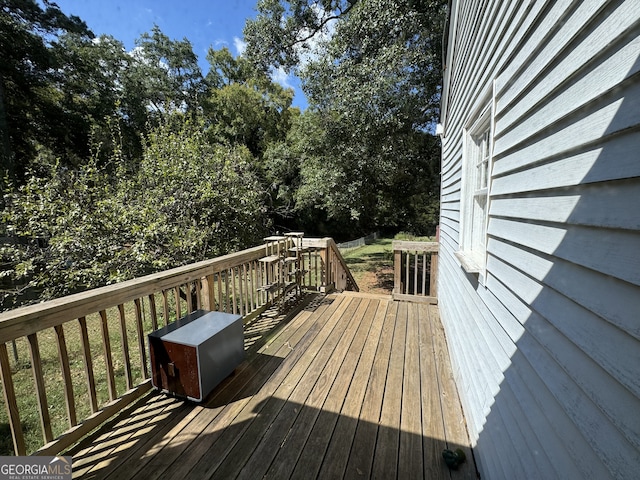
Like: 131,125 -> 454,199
438,1 -> 640,478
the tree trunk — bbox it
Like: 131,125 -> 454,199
0,74 -> 15,193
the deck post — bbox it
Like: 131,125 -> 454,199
394,248 -> 402,294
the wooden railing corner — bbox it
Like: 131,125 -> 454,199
392,240 -> 439,304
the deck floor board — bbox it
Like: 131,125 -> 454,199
343,299 -> 397,479
287,299 -> 378,480
372,300 -> 407,479
70,293 -> 477,480
315,298 -> 389,480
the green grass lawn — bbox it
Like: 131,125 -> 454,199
340,234 -> 435,293
341,238 -> 395,293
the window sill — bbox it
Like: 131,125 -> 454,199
455,250 -> 483,274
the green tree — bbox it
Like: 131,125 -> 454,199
246,0 -> 445,235
203,47 -> 296,158
129,26 -> 205,121
244,0 -> 357,72
0,0 -> 93,182
50,33 -> 141,165
129,117 -> 270,269
1,115 -> 270,307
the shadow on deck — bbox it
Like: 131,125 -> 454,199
68,292 -> 478,480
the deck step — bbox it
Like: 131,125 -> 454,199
259,255 -> 281,263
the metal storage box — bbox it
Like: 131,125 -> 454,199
148,309 -> 244,402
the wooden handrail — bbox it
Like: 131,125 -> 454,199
326,238 -> 359,292
0,236 -> 357,456
393,240 -> 438,304
0,245 -> 265,344
302,238 -> 359,292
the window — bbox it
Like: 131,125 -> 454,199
457,104 -> 492,273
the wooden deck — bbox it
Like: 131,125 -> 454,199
68,292 -> 477,480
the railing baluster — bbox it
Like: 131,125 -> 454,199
223,270 -> 230,313
413,251 -> 419,295
162,289 -> 170,326
422,253 -> 427,295
99,310 -> 117,401
231,267 -> 238,315
203,274 -> 215,311
243,263 -> 250,314
54,324 -> 77,427
217,271 -> 223,312
214,275 -> 219,311
396,250 -> 400,293
239,267 -> 244,313
257,261 -> 263,308
330,248 -> 335,286
313,251 -> 318,288
250,261 -> 257,311
430,252 -> 438,297
148,294 -> 159,331
174,287 -> 182,320
0,342 -> 26,455
117,305 -> 133,390
261,262 -> 266,308
195,279 -> 202,310
405,251 -> 410,295
78,317 -> 98,413
257,264 -> 262,308
237,266 -> 244,315
323,250 -> 328,287
27,333 -> 53,443
214,272 -> 220,311
134,298 -> 148,380
248,263 -> 253,312
247,262 -> 253,312
186,282 -> 194,313
246,263 -> 252,313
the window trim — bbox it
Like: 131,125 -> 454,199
458,93 -> 494,277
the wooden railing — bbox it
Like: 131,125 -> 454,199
393,240 -> 438,303
303,238 -> 359,292
0,236 -> 355,456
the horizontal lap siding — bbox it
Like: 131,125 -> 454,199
439,0 -> 640,479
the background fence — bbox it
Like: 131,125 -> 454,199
336,232 -> 380,250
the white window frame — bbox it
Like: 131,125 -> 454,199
457,98 -> 494,276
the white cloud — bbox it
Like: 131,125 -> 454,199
129,45 -> 146,62
128,46 -> 169,71
295,4 -> 337,67
234,37 -> 247,55
271,66 -> 295,90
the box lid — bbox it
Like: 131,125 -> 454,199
149,310 -> 242,347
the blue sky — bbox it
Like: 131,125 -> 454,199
51,0 -> 307,109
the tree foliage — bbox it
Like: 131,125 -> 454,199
247,0 -> 446,235
1,0 -> 446,308
131,26 -> 205,119
204,47 -> 296,158
244,0 -> 357,72
1,117 -> 269,306
0,0 -> 93,181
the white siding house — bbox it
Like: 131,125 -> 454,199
438,1 -> 640,478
